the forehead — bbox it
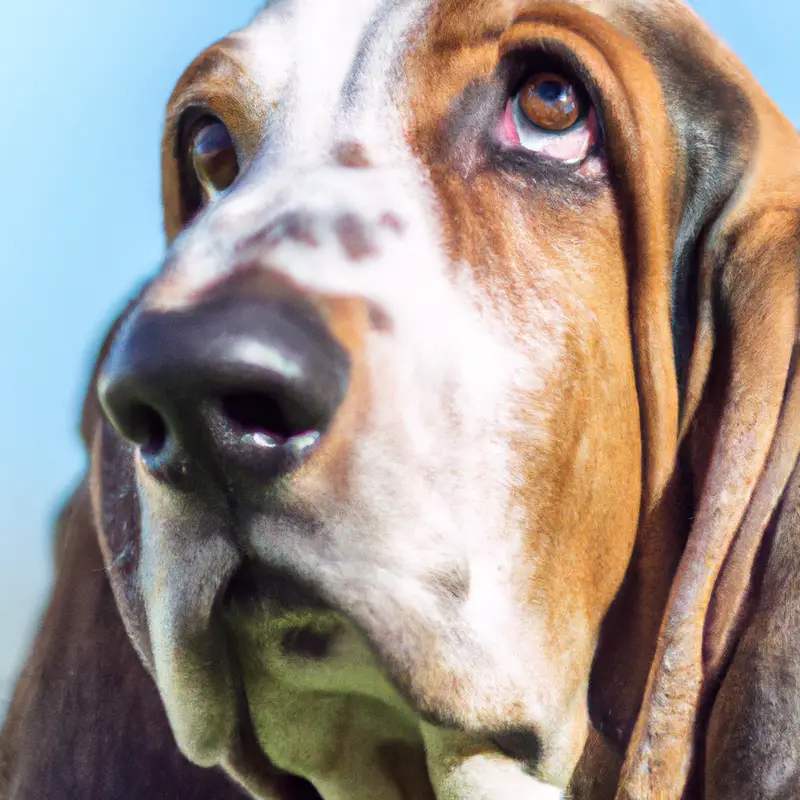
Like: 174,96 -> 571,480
170,0 -> 705,142
167,0 -> 708,167
227,0 -> 681,56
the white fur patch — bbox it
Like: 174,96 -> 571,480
146,1 -> 583,798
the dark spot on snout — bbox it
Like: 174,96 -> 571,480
335,213 -> 378,261
282,212 -> 320,247
334,141 -> 372,168
234,224 -> 283,255
378,212 -> 407,235
235,211 -> 320,255
367,301 -> 393,333
281,627 -> 335,660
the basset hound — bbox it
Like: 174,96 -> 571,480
3,0 -> 800,798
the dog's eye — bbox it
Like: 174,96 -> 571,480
518,73 -> 581,131
189,119 -> 240,199
495,71 -> 600,167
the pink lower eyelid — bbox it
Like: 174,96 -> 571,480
537,127 -> 591,161
494,100 -> 521,147
494,101 -> 600,164
539,109 -> 597,161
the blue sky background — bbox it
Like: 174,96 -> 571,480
1,0 -> 798,712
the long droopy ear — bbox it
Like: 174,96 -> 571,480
0,480 -> 250,799
509,4 -> 800,797
610,7 -> 800,799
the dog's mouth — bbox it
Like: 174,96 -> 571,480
216,562 -> 429,796
164,558 -> 564,800
221,558 -> 332,616
177,563 -> 418,798
131,483 -> 570,800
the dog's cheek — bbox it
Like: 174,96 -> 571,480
89,418 -> 154,667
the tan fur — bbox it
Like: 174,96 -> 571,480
3,2 -> 800,798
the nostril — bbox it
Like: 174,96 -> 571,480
220,391 -> 316,441
126,403 -> 169,456
98,295 -> 349,488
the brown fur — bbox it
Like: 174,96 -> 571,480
3,2 -> 800,798
0,483 -> 252,799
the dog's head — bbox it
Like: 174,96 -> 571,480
82,0 -> 800,796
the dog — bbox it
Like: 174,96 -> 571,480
3,0 -> 800,798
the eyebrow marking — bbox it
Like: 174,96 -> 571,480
338,0 -> 409,110
177,40 -> 248,88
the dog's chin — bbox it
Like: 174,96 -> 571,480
135,553 -> 565,800
193,592 -> 566,800
122,460 -> 569,800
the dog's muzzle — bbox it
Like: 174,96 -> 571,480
98,291 -> 350,493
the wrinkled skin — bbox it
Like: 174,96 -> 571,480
3,1 -> 800,799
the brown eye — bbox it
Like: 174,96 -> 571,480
189,119 -> 239,197
517,72 -> 582,132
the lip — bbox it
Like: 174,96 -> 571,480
132,498 -> 565,796
205,669 -> 558,800
143,553 -> 321,796
220,695 -> 297,797
156,562 -> 560,799
221,558 -> 332,615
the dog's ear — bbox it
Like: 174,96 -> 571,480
502,3 -> 764,765
507,5 -> 800,795
0,481 -> 253,799
610,7 -> 800,799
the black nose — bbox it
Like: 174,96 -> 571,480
98,293 -> 350,488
